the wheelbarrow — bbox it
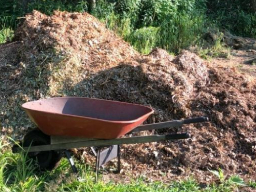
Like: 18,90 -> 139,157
13,97 -> 208,178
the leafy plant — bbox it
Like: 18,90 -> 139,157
196,30 -> 231,59
209,169 -> 225,183
157,13 -> 205,53
208,168 -> 247,191
92,0 -> 115,20
0,27 -> 14,44
128,26 -> 159,54
207,0 -> 256,38
135,0 -> 156,27
249,180 -> 256,189
115,0 -> 141,26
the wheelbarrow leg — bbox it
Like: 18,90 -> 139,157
112,145 -> 121,173
117,145 -> 121,173
91,147 -> 97,156
92,145 -> 121,178
64,150 -> 78,173
95,149 -> 100,182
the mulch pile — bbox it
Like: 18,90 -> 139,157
0,10 -> 256,184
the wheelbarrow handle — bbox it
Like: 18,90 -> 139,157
131,116 -> 209,133
182,116 -> 209,124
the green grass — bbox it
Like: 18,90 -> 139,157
0,140 -> 255,192
0,27 -> 14,44
127,26 -> 159,54
192,31 -> 231,60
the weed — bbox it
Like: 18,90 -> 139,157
208,169 -> 247,191
196,30 -> 231,59
157,12 -> 205,54
0,28 -> 14,44
249,180 -> 256,188
128,26 -> 159,54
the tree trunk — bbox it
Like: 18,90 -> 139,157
252,0 -> 256,12
87,0 -> 96,13
21,0 -> 30,12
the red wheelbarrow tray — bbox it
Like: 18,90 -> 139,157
22,97 -> 154,139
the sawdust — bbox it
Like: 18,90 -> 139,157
0,10 -> 256,184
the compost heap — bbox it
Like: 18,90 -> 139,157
0,10 -> 256,183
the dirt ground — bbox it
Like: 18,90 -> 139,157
212,49 -> 256,77
0,11 -> 256,187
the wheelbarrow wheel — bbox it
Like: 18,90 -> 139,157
23,129 -> 61,171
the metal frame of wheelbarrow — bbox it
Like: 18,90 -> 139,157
15,116 -> 208,180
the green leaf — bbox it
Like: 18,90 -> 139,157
209,169 -> 225,182
229,175 -> 247,186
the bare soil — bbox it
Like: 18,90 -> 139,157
1,11 -> 256,185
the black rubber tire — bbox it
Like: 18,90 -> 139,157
23,129 -> 61,171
